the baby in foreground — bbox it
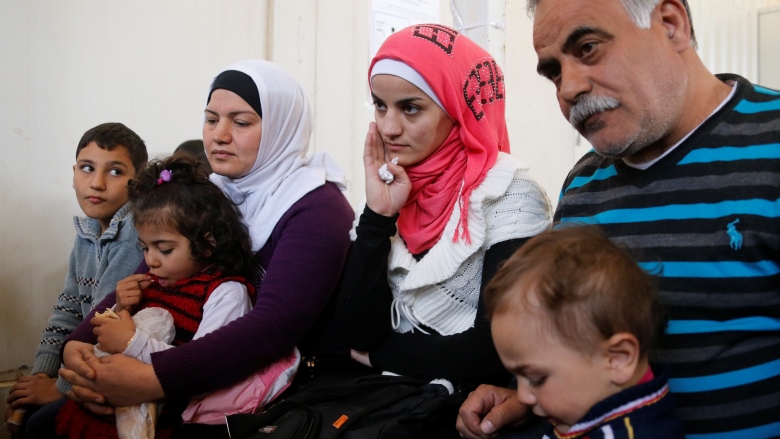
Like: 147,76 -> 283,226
484,225 -> 684,438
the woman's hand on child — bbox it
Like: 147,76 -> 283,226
60,341 -> 113,413
363,122 -> 411,217
62,341 -> 98,380
59,351 -> 114,415
92,310 -> 136,354
61,354 -> 164,409
6,373 -> 63,408
115,274 -> 150,313
456,384 -> 529,439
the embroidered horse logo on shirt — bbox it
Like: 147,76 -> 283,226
727,219 -> 743,250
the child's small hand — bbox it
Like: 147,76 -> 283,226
115,274 -> 151,313
6,374 -> 63,407
92,310 -> 137,354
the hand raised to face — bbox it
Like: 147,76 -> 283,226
363,122 -> 412,217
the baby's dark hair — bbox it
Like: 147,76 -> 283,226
127,153 -> 252,276
485,225 -> 664,359
76,122 -> 148,173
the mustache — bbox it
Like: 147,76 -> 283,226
568,95 -> 620,128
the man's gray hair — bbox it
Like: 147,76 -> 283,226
526,0 -> 697,48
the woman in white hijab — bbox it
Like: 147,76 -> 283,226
59,60 -> 355,433
207,60 -> 348,253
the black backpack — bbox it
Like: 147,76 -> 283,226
224,374 -> 462,439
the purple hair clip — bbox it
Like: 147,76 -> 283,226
157,169 -> 172,185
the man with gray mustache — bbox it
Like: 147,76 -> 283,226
567,95 -> 620,135
456,0 -> 780,438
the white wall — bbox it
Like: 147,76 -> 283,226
1,1 -> 777,432
0,1 -> 270,424
689,0 -> 780,82
759,6 -> 780,89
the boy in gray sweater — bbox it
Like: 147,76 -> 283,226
5,122 -> 147,437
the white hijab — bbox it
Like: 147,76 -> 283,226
208,60 -> 347,252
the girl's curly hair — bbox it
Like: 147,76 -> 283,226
128,153 -> 253,276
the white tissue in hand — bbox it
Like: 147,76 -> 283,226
133,308 -> 175,344
100,308 -> 174,439
378,157 -> 399,184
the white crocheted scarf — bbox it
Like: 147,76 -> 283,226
388,153 -> 552,336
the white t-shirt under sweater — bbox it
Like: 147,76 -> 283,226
388,152 -> 552,336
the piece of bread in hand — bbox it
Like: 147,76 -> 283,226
95,308 -> 120,319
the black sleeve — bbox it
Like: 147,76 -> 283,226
335,206 -> 399,350
368,238 -> 529,384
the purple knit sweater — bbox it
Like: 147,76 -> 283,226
66,183 -> 354,399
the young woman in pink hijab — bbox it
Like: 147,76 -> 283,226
337,24 -> 551,393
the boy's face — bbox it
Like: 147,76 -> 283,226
491,301 -> 616,433
73,142 -> 135,232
